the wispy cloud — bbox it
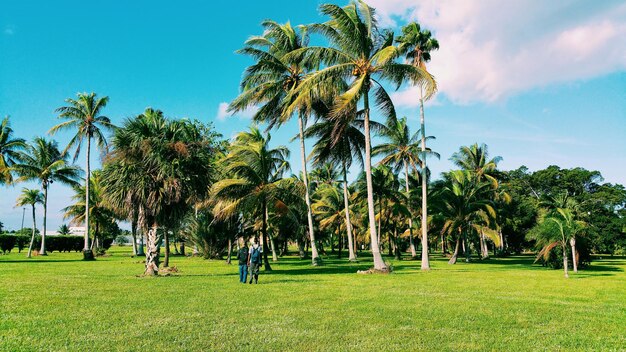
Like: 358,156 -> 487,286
369,0 -> 626,105
215,101 -> 258,121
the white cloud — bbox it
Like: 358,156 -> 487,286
369,0 -> 626,105
3,25 -> 15,35
215,101 -> 258,121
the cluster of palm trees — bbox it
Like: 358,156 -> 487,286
228,1 -> 439,271
1,1 -> 525,276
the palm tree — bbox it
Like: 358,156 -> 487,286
305,103 -> 368,261
58,224 -> 71,235
229,20 -> 322,265
373,116 -> 438,258
15,188 -> 43,258
437,171 -> 499,264
14,137 -> 81,255
63,170 -> 115,250
312,183 -> 356,259
102,109 -> 215,275
451,143 -> 502,187
50,92 -> 114,259
533,208 -> 585,278
451,143 -> 503,257
396,22 -> 439,270
212,126 -> 290,271
0,116 -> 27,185
286,1 -> 436,270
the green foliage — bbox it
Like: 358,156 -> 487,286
0,234 -> 17,253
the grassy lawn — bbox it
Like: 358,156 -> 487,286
1,247 -> 624,351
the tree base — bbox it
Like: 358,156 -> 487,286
82,250 -> 95,261
312,257 -> 322,266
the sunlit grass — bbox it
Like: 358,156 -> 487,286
1,247 -> 624,351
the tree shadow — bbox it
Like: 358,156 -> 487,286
0,259 -> 82,263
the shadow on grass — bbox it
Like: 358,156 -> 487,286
0,259 -> 82,263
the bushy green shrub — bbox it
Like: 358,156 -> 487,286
0,234 -> 17,253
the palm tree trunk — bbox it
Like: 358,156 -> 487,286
570,237 -> 578,273
448,237 -> 460,264
342,162 -> 356,261
394,226 -> 401,260
83,136 -> 91,259
364,92 -> 386,270
298,114 -> 320,265
138,230 -> 145,256
404,161 -> 417,258
499,229 -> 504,252
131,220 -> 138,256
40,184 -> 48,255
562,244 -> 569,278
464,231 -> 471,262
163,228 -> 170,268
27,204 -> 36,258
144,221 -> 160,276
226,238 -> 232,264
262,200 -> 272,271
419,86 -> 430,270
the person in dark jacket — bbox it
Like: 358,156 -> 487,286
237,241 -> 249,283
248,238 -> 262,284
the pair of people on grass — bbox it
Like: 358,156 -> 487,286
237,238 -> 262,284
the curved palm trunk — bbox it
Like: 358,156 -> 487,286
419,86 -> 430,270
40,184 -> 48,255
364,92 -> 386,270
83,136 -> 92,260
27,204 -> 36,258
404,160 -> 417,258
570,237 -> 578,273
131,219 -> 138,256
262,200 -> 272,271
342,162 -> 356,261
448,236 -> 460,264
144,222 -> 160,276
298,114 -> 320,265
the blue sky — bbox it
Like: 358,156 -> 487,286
1,0 -> 625,231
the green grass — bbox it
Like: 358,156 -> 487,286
1,247 -> 624,351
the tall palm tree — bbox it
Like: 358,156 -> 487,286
229,20 -> 323,265
15,188 -> 43,258
373,116 -> 438,258
102,109 -> 214,275
0,116 -> 27,185
50,92 -> 114,259
14,137 -> 81,255
285,1 -> 436,270
305,103 -> 369,261
396,22 -> 439,270
212,126 -> 290,271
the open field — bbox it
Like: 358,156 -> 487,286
1,248 -> 625,351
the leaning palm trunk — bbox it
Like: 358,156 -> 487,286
342,162 -> 356,261
448,237 -> 460,264
419,87 -> 430,270
27,205 -> 37,258
298,115 -> 320,265
364,93 -> 386,270
130,220 -> 138,256
570,237 -> 578,273
40,185 -> 48,255
404,160 -> 417,258
83,136 -> 92,260
144,223 -> 160,276
261,200 -> 272,271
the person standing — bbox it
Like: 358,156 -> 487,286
248,238 -> 262,284
237,240 -> 249,284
